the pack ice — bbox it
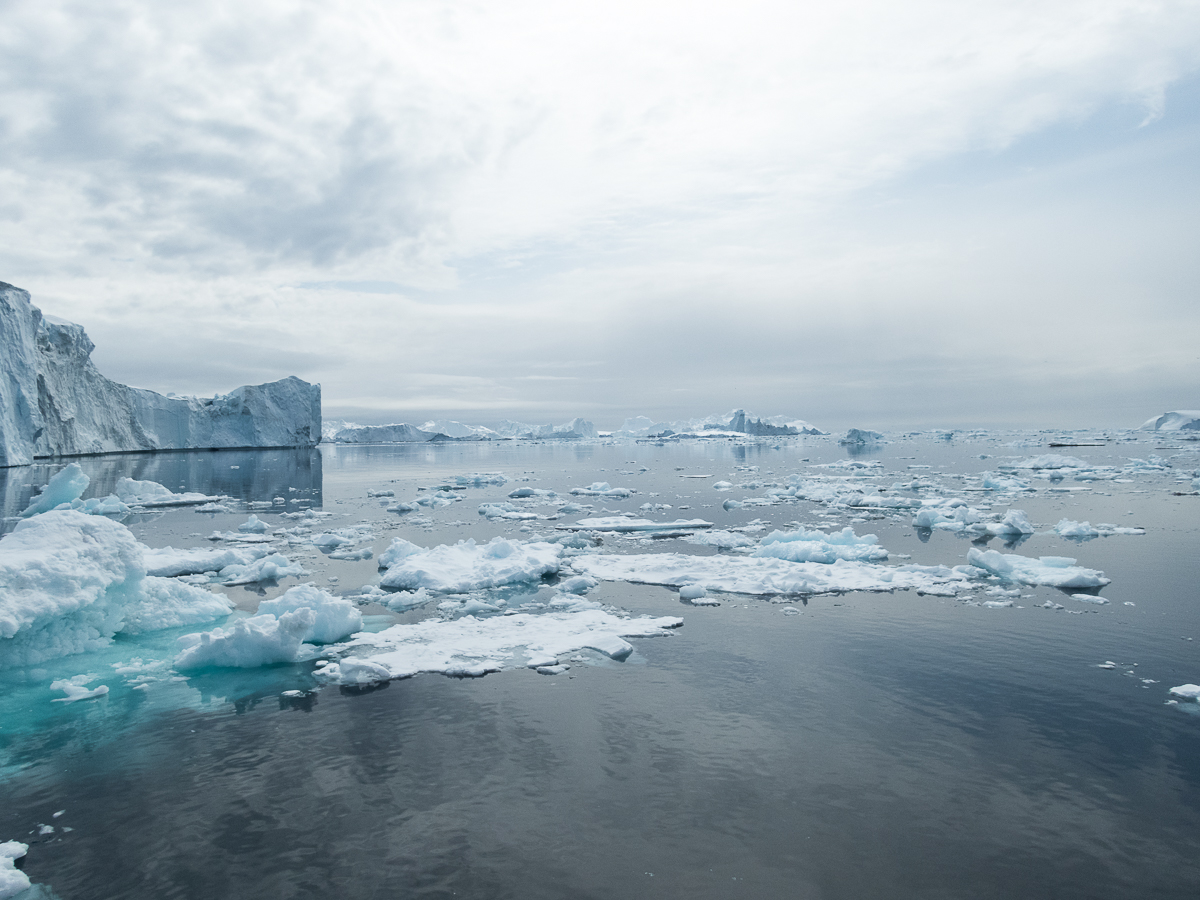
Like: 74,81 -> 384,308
0,282 -> 320,467
0,509 -> 232,668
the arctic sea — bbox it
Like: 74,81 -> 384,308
2,432 -> 1199,899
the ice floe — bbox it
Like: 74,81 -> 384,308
753,526 -> 888,563
175,609 -> 317,669
558,517 -> 713,533
0,840 -> 30,899
570,482 -> 635,498
1054,519 -> 1146,539
966,548 -> 1110,589
571,553 -> 967,597
257,583 -> 362,644
378,537 -> 562,593
1168,684 -> 1200,701
314,608 -> 682,684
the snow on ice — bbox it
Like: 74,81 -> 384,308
966,548 -> 1110,589
378,537 -> 563,593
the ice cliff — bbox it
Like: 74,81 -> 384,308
1,282 -> 320,467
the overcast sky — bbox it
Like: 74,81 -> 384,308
2,0 -> 1198,432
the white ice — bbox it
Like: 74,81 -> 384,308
50,673 -> 109,703
966,547 -> 1110,589
378,537 -> 563,593
571,553 -> 968,597
1054,519 -> 1146,538
753,526 -> 888,563
558,517 -> 713,532
0,509 -> 232,668
175,608 -> 316,669
1140,410 -> 1200,432
0,841 -> 30,900
116,477 -> 215,507
314,608 -> 683,684
570,482 -> 635,498
143,545 -> 272,577
256,583 -> 362,644
1168,684 -> 1200,700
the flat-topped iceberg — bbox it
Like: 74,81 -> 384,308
614,408 -> 823,438
1140,410 -> 1200,432
0,282 -> 320,467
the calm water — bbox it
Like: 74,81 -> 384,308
2,434 -> 1199,899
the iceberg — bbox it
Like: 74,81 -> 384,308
115,477 -> 216,507
0,282 -> 320,467
839,428 -> 884,445
614,409 -> 823,438
966,547 -> 1110,589
19,462 -> 91,516
175,609 -> 316,669
494,418 -> 598,440
1140,410 -> 1200,432
0,509 -> 232,668
0,841 -> 30,899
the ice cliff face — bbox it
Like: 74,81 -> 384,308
1,282 -> 320,467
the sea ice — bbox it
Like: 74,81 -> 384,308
314,609 -> 682,684
1054,519 -> 1146,539
571,553 -> 967,597
753,527 -> 888,563
378,537 -> 563,593
682,530 -> 756,549
0,509 -> 232,668
558,517 -> 713,533
256,583 -> 362,644
1140,410 -> 1200,432
966,548 -> 1110,589
116,477 -> 214,507
50,673 -> 109,703
570,482 -> 635,498
1168,684 -> 1200,701
0,841 -> 30,899
175,608 -> 316,669
143,545 -> 272,577
220,553 -> 307,585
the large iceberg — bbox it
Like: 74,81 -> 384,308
0,282 -> 320,467
0,509 -> 232,668
1140,410 -> 1200,432
614,409 -> 823,438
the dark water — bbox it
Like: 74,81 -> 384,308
3,434 -> 1200,898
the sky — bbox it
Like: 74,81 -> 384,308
1,0 -> 1198,433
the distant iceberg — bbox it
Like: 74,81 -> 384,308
614,409 -> 823,438
1140,410 -> 1200,432
494,417 -> 598,440
0,282 -> 320,467
327,417 -> 596,443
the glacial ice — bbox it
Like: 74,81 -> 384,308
1054,519 -> 1146,539
115,477 -> 215,507
0,282 -> 320,467
753,527 -> 888,564
314,609 -> 683,684
19,463 -> 90,516
256,583 -> 362,644
0,509 -> 233,668
571,553 -> 967,597
0,841 -> 30,899
966,548 -> 1110,589
1140,410 -> 1200,432
175,609 -> 316,669
378,537 -> 563,593
840,428 -> 884,445
143,545 -> 272,578
221,553 -> 307,586
570,482 -> 635,497
613,409 -> 822,438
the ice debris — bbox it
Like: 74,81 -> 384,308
558,517 -> 713,533
256,583 -> 362,644
753,527 -> 888,564
1054,519 -> 1146,539
50,673 -> 109,702
0,841 -> 30,900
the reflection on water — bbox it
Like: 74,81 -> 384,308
2,434 -> 1200,899
0,448 -> 322,524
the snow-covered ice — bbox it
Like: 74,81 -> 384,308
256,583 -> 362,644
378,537 -> 563,593
0,841 -> 30,900
1140,410 -> 1200,432
753,526 -> 888,564
315,608 -> 683,684
175,609 -> 316,669
50,673 -> 109,703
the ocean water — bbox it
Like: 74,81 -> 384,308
2,433 -> 1199,899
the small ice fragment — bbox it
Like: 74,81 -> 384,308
679,584 -> 707,601
238,515 -> 268,534
536,664 -> 569,675
1168,684 -> 1200,701
1098,661 -> 1117,669
52,811 -> 64,819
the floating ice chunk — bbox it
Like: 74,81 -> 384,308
558,575 -> 598,594
1168,684 -> 1200,700
713,481 -> 733,491
0,509 -> 230,668
257,583 -> 362,644
981,473 -> 1034,492
328,547 -> 373,561
558,517 -> 713,532
0,840 -> 31,899
115,477 -> 215,507
238,515 -> 268,534
1014,455 -> 1088,470
175,608 -> 316,669
451,473 -> 509,486
679,584 -> 718,605
20,463 -> 90,516
143,545 -> 272,577
572,553 -> 966,597
50,673 -> 109,702
1070,593 -> 1109,604
74,494 -> 131,516
367,489 -> 395,498
570,482 -> 634,498
966,548 -> 1110,589
378,537 -> 562,593
723,499 -> 744,510
683,530 -> 756,549
207,531 -> 274,543
983,509 -> 1035,536
415,490 -> 461,509
848,495 -> 922,509
1054,519 -> 1146,539
839,428 -> 884,445
221,553 -> 307,585
753,527 -> 887,564
478,502 -> 539,520
311,532 -> 353,550
315,609 -> 682,684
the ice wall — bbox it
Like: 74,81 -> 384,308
0,282 -> 320,467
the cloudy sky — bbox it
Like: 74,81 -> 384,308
2,0 -> 1198,432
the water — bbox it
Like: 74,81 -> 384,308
3,433 -> 1200,898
